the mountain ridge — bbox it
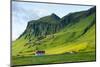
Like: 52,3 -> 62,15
18,6 -> 95,40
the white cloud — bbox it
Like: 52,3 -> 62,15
33,8 -> 50,17
12,2 -> 40,40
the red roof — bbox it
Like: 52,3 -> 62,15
36,51 -> 45,54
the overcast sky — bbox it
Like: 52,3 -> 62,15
12,1 -> 94,40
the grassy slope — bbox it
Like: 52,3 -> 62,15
33,13 -> 95,55
12,13 -> 95,56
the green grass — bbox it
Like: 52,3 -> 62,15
12,51 -> 96,66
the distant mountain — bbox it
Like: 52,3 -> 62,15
12,6 -> 96,56
60,6 -> 96,27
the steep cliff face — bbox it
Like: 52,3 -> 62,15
19,13 -> 63,39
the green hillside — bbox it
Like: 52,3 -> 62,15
12,6 -> 96,66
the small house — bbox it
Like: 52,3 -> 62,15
69,51 -> 77,54
65,51 -> 77,54
35,51 -> 45,56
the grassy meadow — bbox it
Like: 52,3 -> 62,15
12,51 -> 96,66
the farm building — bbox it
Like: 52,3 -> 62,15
35,50 -> 45,56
